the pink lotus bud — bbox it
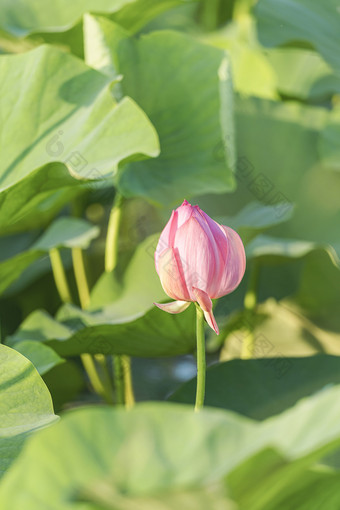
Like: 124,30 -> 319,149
154,200 -> 246,334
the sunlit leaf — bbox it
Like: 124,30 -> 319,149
84,18 -> 236,204
0,44 -> 159,234
13,341 -> 64,375
0,344 -> 57,478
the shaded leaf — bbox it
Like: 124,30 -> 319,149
218,202 -> 294,244
254,0 -> 340,74
0,217 -> 100,295
170,354 -> 340,420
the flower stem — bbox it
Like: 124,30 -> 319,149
195,304 -> 206,412
113,355 -> 125,405
71,246 -> 114,403
241,261 -> 259,360
81,353 -> 114,404
105,193 -> 124,273
49,243 -> 113,403
121,355 -> 135,409
105,192 -> 135,408
72,247 -> 90,309
49,248 -> 72,303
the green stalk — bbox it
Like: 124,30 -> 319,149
71,246 -> 114,404
241,261 -> 260,360
105,192 -> 135,408
49,248 -> 72,303
113,355 -> 125,406
72,247 -> 90,310
121,355 -> 135,409
105,193 -> 123,273
49,244 -> 113,403
195,304 -> 206,412
81,354 -> 113,404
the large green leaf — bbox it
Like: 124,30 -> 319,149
7,303 -> 196,358
6,235 -> 197,357
0,403 -> 253,509
170,355 -> 340,420
0,44 -> 159,234
84,20 -> 236,204
0,163 -> 99,236
0,0 -> 132,36
254,0 -> 340,75
0,217 -> 100,295
0,344 -> 58,478
0,0 -> 196,37
4,388 -> 340,508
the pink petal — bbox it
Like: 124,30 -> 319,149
192,287 -> 219,335
193,207 -> 230,296
155,210 -> 178,274
154,300 -> 191,314
173,217 -> 219,299
214,225 -> 246,298
157,247 -> 191,301
176,200 -> 195,228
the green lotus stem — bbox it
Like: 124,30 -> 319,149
50,244 -> 113,403
105,193 -> 124,273
49,248 -> 72,303
72,247 -> 90,309
105,192 -> 135,408
81,353 -> 114,404
195,304 -> 206,412
121,355 -> 135,409
72,248 -> 114,404
241,261 -> 259,359
113,355 -> 125,405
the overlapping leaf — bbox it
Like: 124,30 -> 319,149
6,235 -> 197,357
0,403 -> 252,509
0,344 -> 58,478
0,44 -> 159,234
3,388 -> 340,508
0,0 -> 196,37
0,217 -> 99,295
254,0 -> 340,75
83,16 -> 236,204
170,354 -> 340,420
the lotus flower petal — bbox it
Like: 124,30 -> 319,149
154,300 -> 191,314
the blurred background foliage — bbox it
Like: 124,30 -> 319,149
0,0 -> 339,406
1,0 -> 340,508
